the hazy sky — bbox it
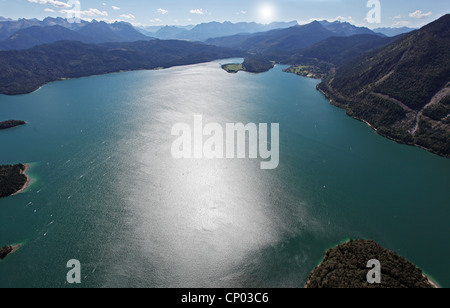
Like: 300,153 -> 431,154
0,0 -> 448,28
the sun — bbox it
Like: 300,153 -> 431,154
258,3 -> 276,23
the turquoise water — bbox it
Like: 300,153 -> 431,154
0,60 -> 449,287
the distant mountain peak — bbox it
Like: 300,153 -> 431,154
77,21 -> 153,43
316,19 -> 378,37
0,17 -> 154,50
308,20 -> 323,26
0,25 -> 91,50
43,17 -> 65,22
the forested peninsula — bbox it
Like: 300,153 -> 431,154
306,239 -> 437,288
0,245 -> 21,260
0,120 -> 26,130
0,164 -> 29,198
222,56 -> 275,74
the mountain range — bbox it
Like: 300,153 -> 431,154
0,17 -> 89,40
318,20 -> 378,36
144,21 -> 298,41
206,20 -> 384,54
0,17 -> 299,50
0,20 -> 154,50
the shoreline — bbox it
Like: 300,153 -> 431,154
12,164 -> 31,196
424,274 -> 440,289
10,244 -> 21,255
2,57 -> 244,96
316,85 -> 450,159
0,120 -> 27,130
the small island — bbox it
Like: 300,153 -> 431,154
0,245 -> 21,260
222,63 -> 244,73
0,164 -> 30,198
222,56 -> 275,74
0,120 -> 26,130
306,239 -> 437,288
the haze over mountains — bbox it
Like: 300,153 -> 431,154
0,26 -> 92,50
77,21 -> 152,43
0,17 -> 300,50
373,27 -> 416,37
206,20 -> 387,54
144,21 -> 298,41
0,19 -> 154,50
0,17 -> 88,40
0,16 -> 415,51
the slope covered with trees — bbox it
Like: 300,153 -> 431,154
77,21 -> 153,43
208,16 -> 449,158
0,164 -> 28,198
318,14 -> 450,157
0,40 -> 243,95
0,246 -> 13,259
275,34 -> 400,79
293,34 -> 399,66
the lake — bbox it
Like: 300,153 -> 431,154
0,59 -> 449,287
